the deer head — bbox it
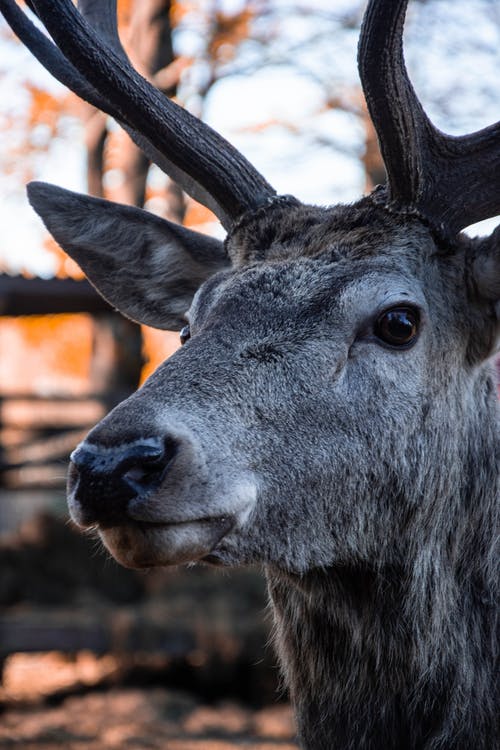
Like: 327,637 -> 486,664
2,0 -> 498,576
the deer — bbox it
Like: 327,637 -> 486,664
1,0 -> 498,748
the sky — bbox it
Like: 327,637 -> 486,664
0,0 -> 499,277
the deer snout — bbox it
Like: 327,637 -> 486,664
67,437 -> 177,528
67,423 -> 258,569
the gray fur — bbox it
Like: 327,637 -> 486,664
7,0 -> 498,746
59,196 -> 498,749
27,181 -> 228,330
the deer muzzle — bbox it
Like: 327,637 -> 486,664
68,437 -> 177,528
67,431 -> 255,569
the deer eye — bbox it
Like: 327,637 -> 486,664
179,324 -> 191,345
374,307 -> 419,348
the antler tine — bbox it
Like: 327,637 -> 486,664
0,0 -> 115,115
0,0 -> 234,225
25,0 -> 277,228
77,0 -> 122,53
358,0 -> 500,238
73,0 -> 235,220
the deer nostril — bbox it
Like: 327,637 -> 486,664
68,436 -> 178,527
123,465 -> 152,483
122,461 -> 164,491
71,437 -> 174,478
121,442 -> 177,493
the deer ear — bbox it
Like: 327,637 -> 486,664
471,225 -> 500,319
27,182 -> 229,330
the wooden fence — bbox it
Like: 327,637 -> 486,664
0,273 -> 142,489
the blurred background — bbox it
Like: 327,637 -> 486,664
0,1 -> 498,747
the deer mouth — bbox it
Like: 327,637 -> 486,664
67,436 -> 258,568
98,515 -> 235,569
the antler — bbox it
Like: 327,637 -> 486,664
0,0 -> 277,229
1,0 -> 218,218
358,0 -> 500,238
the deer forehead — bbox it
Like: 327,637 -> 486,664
189,236 -> 448,341
226,200 -> 435,265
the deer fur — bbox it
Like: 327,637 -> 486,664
2,0 -> 498,747
27,185 -> 499,749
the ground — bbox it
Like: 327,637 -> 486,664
0,515 -> 298,749
0,686 -> 297,749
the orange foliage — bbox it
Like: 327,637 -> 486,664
0,0 -> 205,398
0,85 -> 66,184
0,315 -> 93,395
117,0 -> 135,25
170,0 -> 195,27
210,8 -> 254,63
0,316 -> 182,396
183,199 -> 217,228
27,85 -> 65,134
140,326 -> 180,383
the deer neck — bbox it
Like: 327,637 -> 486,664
266,376 -> 498,749
267,543 -> 497,749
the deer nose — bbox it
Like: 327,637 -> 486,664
67,437 -> 177,527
